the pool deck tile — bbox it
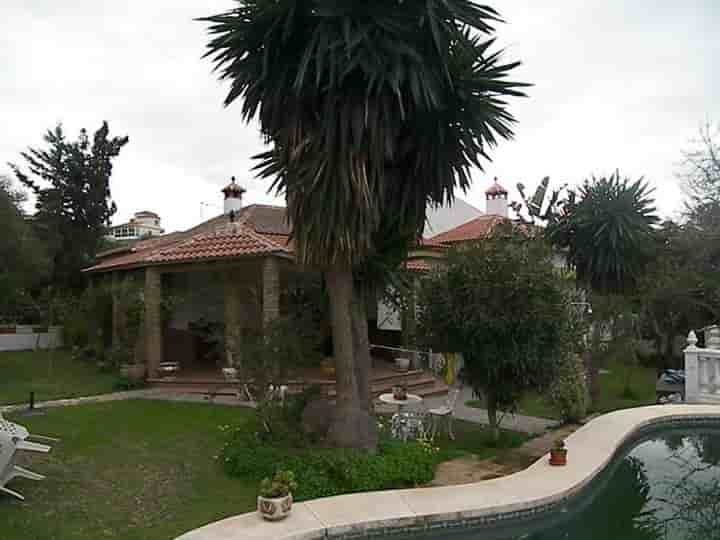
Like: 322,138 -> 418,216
175,502 -> 325,540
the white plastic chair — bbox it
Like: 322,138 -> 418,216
0,430 -> 51,501
428,388 -> 461,440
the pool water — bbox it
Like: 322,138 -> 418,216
404,426 -> 720,540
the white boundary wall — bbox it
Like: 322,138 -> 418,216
0,326 -> 63,352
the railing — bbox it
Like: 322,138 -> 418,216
369,344 -> 446,376
684,326 -> 720,404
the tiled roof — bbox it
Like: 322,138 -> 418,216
145,226 -> 289,263
85,205 -> 291,273
428,215 -> 507,244
85,203 -> 445,273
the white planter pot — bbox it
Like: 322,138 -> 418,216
222,367 -> 238,382
395,357 -> 410,372
257,494 -> 293,521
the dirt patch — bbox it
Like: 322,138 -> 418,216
431,422 -> 584,487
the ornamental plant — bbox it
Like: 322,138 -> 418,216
547,353 -> 588,423
259,470 -> 297,499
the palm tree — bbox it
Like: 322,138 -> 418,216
547,171 -> 659,404
200,1 -> 527,449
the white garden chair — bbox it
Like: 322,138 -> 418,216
0,411 -> 59,444
428,388 -> 461,440
0,429 -> 51,501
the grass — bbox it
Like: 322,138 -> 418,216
1,400 -> 257,540
0,350 -> 117,406
2,401 -> 526,540
466,360 -> 658,420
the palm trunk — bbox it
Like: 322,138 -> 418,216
351,283 -> 373,412
326,267 -> 377,450
486,389 -> 500,442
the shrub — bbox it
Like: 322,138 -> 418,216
547,353 -> 588,423
259,470 -> 297,498
221,425 -> 439,501
112,375 -> 146,391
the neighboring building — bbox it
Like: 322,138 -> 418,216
105,211 -> 164,241
429,178 -> 511,245
423,198 -> 484,238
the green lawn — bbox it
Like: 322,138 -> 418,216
0,350 -> 117,406
466,361 -> 658,420
2,400 -> 526,540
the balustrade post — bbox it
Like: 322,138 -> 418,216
684,330 -> 700,403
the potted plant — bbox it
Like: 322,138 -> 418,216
113,345 -> 146,382
257,470 -> 297,521
395,356 -> 410,372
549,438 -> 568,466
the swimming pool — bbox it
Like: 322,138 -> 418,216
399,424 -> 720,540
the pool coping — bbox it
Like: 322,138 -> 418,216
175,404 -> 720,540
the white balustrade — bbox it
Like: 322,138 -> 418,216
685,326 -> 720,404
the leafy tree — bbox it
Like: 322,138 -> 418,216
546,172 -> 659,404
638,221 -> 720,369
418,223 -> 570,440
201,1 -> 527,449
0,175 -> 50,319
9,122 -> 128,291
680,121 -> 720,224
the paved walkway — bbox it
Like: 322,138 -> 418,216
3,386 -> 554,435
0,388 -> 255,415
380,386 -> 556,435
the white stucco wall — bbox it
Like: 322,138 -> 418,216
0,326 -> 63,351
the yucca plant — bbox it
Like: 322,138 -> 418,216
200,0 -> 527,449
547,172 -> 659,294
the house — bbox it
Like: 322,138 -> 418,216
84,178 -> 444,388
105,211 -> 164,241
428,178 -> 511,245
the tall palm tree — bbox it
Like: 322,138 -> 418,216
201,0 -> 527,449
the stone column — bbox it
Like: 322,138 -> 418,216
684,330 -> 699,403
262,257 -> 280,328
224,269 -> 242,368
111,272 -> 122,346
144,267 -> 163,378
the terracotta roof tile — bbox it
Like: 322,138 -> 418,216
146,224 -> 289,263
429,215 -> 507,244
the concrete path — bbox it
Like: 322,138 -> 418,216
0,388 -> 255,415
3,385 -> 554,435
417,386 -> 555,435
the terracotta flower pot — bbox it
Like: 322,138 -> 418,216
549,448 -> 568,466
257,494 -> 293,521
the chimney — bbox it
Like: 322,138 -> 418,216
221,176 -> 246,215
485,177 -> 509,218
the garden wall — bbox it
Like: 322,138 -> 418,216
0,325 -> 63,351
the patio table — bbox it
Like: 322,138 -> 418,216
378,392 -> 423,413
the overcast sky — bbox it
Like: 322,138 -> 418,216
1,1 -> 718,232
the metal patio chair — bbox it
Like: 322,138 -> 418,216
428,388 -> 461,440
